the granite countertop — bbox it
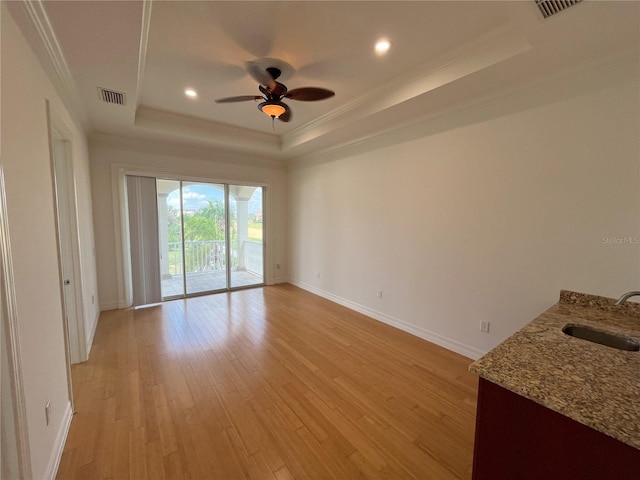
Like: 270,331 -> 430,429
469,290 -> 640,450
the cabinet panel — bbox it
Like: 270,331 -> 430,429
472,378 -> 640,480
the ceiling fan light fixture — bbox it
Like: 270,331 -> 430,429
216,63 -> 333,124
259,101 -> 286,118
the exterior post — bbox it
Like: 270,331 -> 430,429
236,198 -> 249,270
157,193 -> 171,280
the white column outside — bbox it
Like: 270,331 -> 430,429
236,198 -> 249,270
158,193 -> 171,279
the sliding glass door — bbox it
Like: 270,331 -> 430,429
157,179 -> 264,300
182,181 -> 227,295
229,185 -> 264,288
158,179 -> 184,298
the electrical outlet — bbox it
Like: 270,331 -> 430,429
377,291 -> 383,298
45,401 -> 51,426
317,272 -> 320,279
276,263 -> 281,270
92,294 -> 95,305
480,321 -> 491,333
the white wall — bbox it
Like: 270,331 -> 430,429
1,5 -> 100,479
288,59 -> 640,359
89,135 -> 288,310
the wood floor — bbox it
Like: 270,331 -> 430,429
57,284 -> 478,480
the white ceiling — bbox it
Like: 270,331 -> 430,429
19,1 -> 640,161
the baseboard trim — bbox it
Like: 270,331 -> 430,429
85,308 -> 99,356
44,401 -> 73,480
99,300 -> 120,311
290,280 -> 485,360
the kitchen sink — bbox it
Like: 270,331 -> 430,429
562,324 -> 639,351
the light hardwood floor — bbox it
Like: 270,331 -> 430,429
57,284 -> 478,480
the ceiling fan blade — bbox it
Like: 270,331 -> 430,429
278,102 -> 292,122
285,87 -> 335,101
278,108 -> 292,122
215,95 -> 263,103
246,62 -> 277,90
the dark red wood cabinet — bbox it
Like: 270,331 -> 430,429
472,378 -> 640,480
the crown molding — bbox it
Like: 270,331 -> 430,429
282,24 -> 532,152
287,48 -> 637,169
136,0 -> 153,101
91,130 -> 286,170
16,0 -> 89,129
134,106 -> 282,156
19,0 -> 74,97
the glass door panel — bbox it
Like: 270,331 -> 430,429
157,180 -> 263,300
158,179 -> 184,299
229,185 -> 264,288
182,182 -> 227,295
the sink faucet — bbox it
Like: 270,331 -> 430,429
614,291 -> 640,305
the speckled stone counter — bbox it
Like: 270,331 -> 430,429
469,290 -> 640,450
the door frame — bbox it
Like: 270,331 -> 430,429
0,163 -> 32,478
50,123 -> 87,365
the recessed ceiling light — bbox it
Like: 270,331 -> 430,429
375,39 -> 391,55
185,88 -> 197,98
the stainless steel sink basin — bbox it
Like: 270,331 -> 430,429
562,324 -> 639,351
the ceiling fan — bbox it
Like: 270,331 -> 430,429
215,62 -> 335,123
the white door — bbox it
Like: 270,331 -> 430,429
52,137 -> 86,364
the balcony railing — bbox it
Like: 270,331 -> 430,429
244,241 -> 263,275
168,240 -> 263,276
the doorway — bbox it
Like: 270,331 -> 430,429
157,179 -> 264,300
51,135 -> 86,364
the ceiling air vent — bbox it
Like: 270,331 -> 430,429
535,0 -> 582,19
98,87 -> 126,106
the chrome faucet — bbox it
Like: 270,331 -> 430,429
615,291 -> 640,305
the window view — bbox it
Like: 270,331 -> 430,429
157,179 -> 264,299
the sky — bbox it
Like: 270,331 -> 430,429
166,184 -> 262,214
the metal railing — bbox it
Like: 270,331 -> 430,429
244,241 -> 263,275
168,240 -> 263,276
